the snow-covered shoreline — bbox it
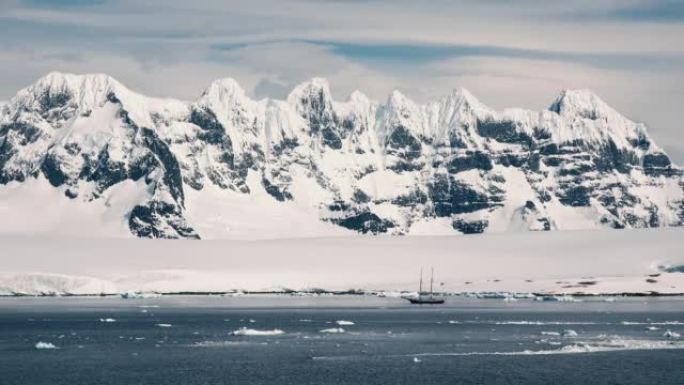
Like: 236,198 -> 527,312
1,228 -> 682,296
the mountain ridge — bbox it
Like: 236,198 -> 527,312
0,72 -> 681,239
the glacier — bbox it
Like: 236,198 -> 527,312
0,72 -> 681,239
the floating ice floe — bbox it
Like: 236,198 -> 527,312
35,342 -> 57,350
664,330 -> 681,338
320,328 -> 345,334
99,318 -> 116,323
336,320 -> 355,326
155,323 -> 172,328
231,327 -> 284,336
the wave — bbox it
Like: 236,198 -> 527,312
414,339 -> 684,356
620,321 -> 684,325
312,338 -> 684,360
492,321 -> 599,325
190,340 -> 267,347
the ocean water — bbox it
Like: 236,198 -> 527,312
1,296 -> 684,385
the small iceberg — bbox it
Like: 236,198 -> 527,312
664,330 -> 681,338
231,327 -> 284,336
35,342 -> 57,350
155,323 -> 172,328
336,320 -> 355,326
99,318 -> 116,323
320,328 -> 345,334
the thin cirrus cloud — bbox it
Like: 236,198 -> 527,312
1,0 -> 683,161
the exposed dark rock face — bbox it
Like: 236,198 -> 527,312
334,212 -> 395,234
452,219 -> 488,234
447,151 -> 493,173
129,201 -> 199,239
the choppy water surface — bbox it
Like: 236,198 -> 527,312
1,296 -> 684,385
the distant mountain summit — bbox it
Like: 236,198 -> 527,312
0,72 -> 681,239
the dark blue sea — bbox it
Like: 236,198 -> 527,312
1,296 -> 684,385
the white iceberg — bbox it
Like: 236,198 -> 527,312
231,327 -> 284,336
35,341 -> 57,350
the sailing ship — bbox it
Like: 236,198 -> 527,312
406,267 -> 445,304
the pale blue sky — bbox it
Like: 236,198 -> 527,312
1,0 -> 683,161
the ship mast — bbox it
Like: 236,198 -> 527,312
419,267 -> 423,294
430,267 -> 434,296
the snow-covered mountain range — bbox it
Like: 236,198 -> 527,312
0,72 -> 681,239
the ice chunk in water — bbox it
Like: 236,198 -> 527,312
663,330 -> 681,338
231,327 -> 284,336
35,342 -> 57,350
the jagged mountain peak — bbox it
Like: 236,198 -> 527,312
549,88 -> 618,120
438,87 -> 490,115
287,77 -> 333,105
347,90 -> 371,104
200,77 -> 247,101
10,71 -> 125,113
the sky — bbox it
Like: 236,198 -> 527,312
1,0 -> 683,162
